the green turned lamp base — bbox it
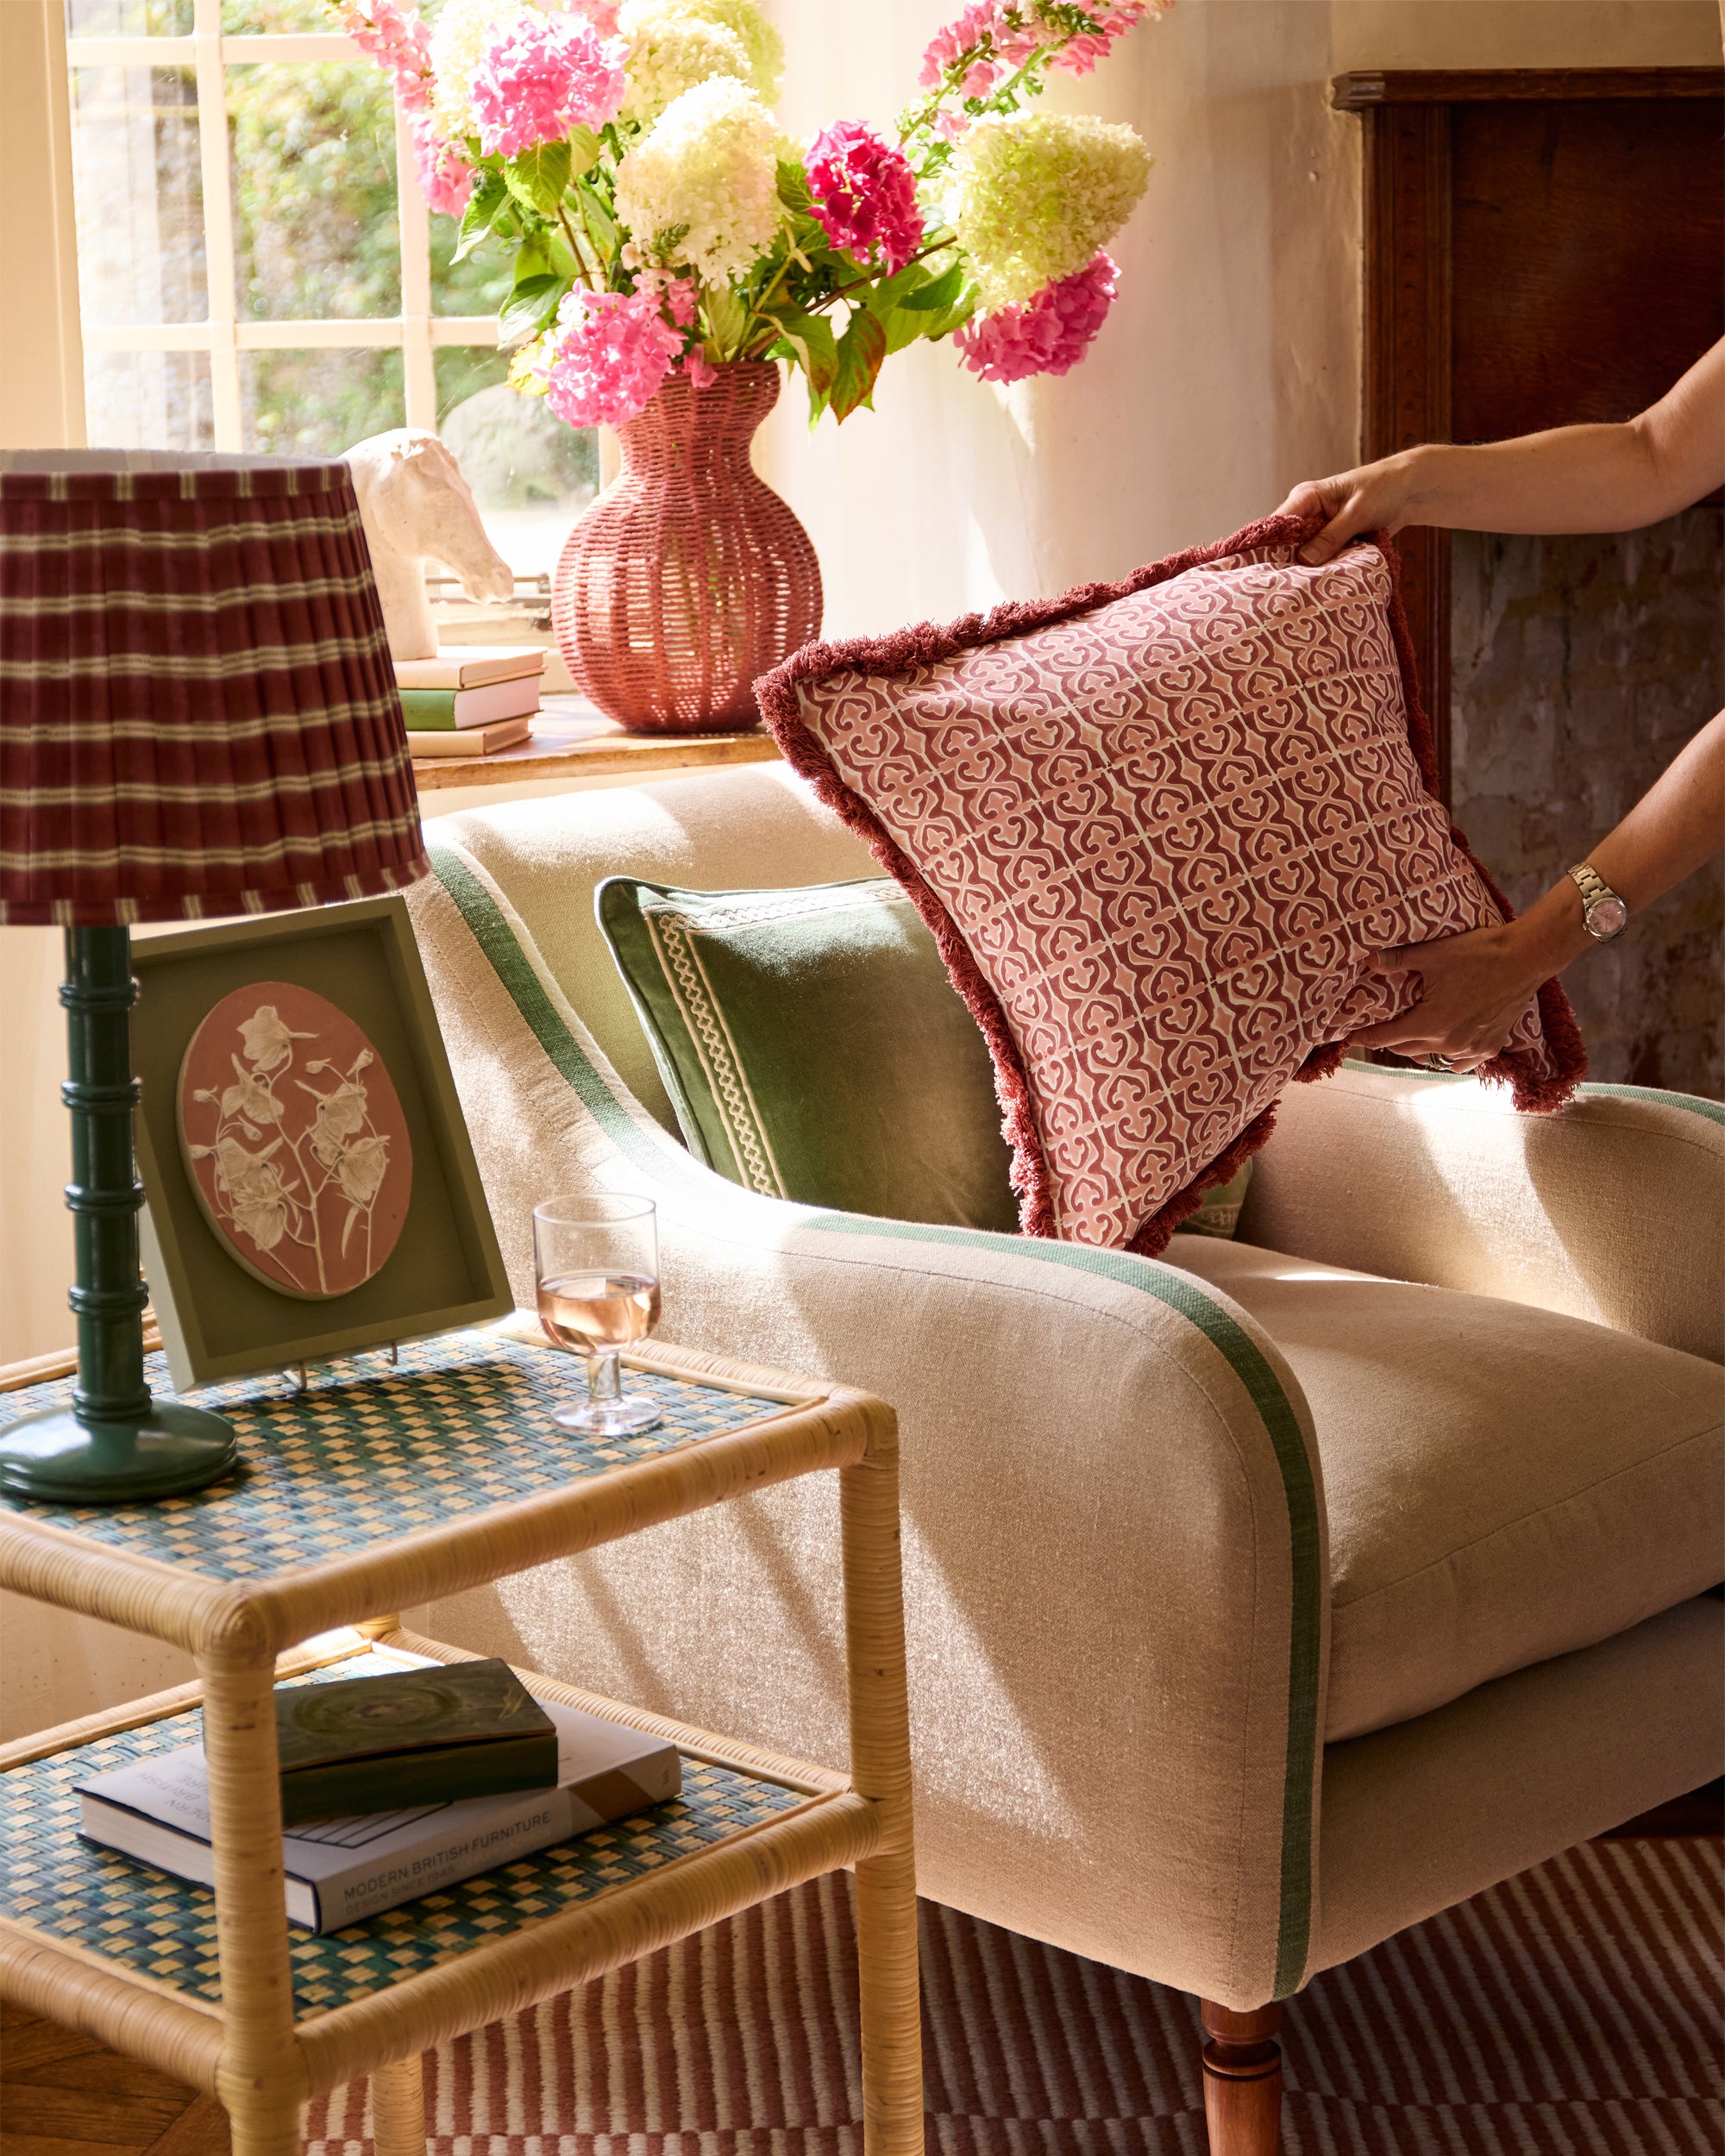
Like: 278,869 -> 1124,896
0,1402 -> 241,1503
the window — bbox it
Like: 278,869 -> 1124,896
61,0 -> 597,577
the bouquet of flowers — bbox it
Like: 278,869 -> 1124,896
341,0 -> 1164,431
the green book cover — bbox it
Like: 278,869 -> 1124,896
398,687 -> 461,730
273,1659 -> 558,1824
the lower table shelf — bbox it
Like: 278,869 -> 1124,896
0,1631 -> 881,2115
2,1642 -> 819,2021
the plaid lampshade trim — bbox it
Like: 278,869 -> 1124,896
0,455 -> 428,924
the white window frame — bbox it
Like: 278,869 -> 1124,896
64,0 -> 497,449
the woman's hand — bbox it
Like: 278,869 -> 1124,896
1274,453 -> 1424,565
1351,918 -> 1554,1070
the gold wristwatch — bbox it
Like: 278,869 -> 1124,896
1567,861 -> 1629,943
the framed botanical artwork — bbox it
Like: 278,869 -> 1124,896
133,897 -> 512,1389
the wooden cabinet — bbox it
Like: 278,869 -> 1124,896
1333,67 -> 1725,799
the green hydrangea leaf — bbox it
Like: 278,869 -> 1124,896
505,139 -> 574,219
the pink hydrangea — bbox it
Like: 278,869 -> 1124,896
543,286 -> 685,429
569,0 -> 620,30
470,13 -> 628,158
954,249 -> 1118,383
341,0 -> 433,110
805,123 -> 925,273
408,111 -> 475,215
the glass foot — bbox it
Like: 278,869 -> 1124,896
552,1395 -> 662,1437
0,1401 -> 241,1503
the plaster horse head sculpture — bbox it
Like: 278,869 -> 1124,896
345,429 -> 515,661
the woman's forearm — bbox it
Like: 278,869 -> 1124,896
1279,337 -> 1724,562
1396,420 -> 1691,536
1513,710 -> 1725,977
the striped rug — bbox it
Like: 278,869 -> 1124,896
304,1837 -> 1723,2154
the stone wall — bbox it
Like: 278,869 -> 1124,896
1450,508 -> 1724,1099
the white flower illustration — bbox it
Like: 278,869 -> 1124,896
221,1055 -> 280,1125
238,1004 -> 314,1073
212,1135 -> 291,1251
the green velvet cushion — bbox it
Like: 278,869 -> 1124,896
594,875 -> 1019,1232
1171,1158 -> 1253,1240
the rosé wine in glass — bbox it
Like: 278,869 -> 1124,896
530,1195 -> 662,1435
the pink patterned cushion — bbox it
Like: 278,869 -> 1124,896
758,517 -> 1584,1255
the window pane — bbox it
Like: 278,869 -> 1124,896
85,351 -> 214,450
430,207 -> 510,321
228,63 -> 399,321
222,0 -> 341,29
68,65 -> 204,326
437,353 -> 598,580
66,0 -> 191,36
242,348 -> 404,455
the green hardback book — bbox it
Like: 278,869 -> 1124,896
272,1658 -> 559,1825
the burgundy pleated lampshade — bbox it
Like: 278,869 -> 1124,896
0,451 -> 428,926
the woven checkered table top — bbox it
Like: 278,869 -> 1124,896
0,1651 -> 810,2016
0,1332 -> 783,1580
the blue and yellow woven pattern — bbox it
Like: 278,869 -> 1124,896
0,1656 -> 810,2015
0,1332 -> 783,1578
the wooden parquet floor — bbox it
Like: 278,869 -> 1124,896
4,1782 -> 1720,2156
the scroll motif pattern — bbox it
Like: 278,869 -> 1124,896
794,544 -> 1557,1250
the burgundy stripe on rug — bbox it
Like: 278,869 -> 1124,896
303,1838 -> 1724,2154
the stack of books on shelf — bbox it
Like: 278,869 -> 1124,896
397,644 -> 547,758
77,1657 -> 681,1934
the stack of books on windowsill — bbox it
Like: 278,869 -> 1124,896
398,644 -> 546,757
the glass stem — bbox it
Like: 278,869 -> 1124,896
586,1348 -> 623,1413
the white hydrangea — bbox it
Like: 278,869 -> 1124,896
618,0 -> 781,103
427,0 -> 534,140
949,110 -> 1151,310
618,6 -> 753,124
612,73 -> 786,283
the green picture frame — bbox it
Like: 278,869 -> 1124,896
133,896 -> 512,1391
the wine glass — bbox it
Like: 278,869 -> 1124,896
532,1194 -> 662,1435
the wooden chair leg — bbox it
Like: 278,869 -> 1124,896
1200,2000 -> 1283,2156
370,2054 -> 427,2156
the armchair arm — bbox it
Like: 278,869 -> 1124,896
406,839 -> 1330,2011
1241,1062 -> 1725,1363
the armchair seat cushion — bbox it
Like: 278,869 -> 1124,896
1171,1238 -> 1725,1741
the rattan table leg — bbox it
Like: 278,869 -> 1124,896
371,2054 -> 429,2156
840,1426 -> 924,2156
198,1635 -> 308,2156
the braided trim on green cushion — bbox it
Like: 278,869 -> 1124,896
427,839 -> 1322,1998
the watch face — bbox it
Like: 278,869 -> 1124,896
1590,896 -> 1628,938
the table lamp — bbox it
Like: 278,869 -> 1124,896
0,450 -> 429,1502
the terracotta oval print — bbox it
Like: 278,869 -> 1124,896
177,981 -> 413,1300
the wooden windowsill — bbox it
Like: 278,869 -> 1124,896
410,693 -> 781,792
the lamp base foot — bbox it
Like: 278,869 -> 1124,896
0,1402 -> 240,1503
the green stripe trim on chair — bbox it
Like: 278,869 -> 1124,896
429,843 -> 706,1188
802,1210 -> 1321,2002
429,840 -> 1320,1998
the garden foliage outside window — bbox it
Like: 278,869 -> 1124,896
62,0 -> 596,575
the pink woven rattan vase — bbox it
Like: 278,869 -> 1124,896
551,360 -> 822,734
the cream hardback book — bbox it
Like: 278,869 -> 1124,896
393,644 -> 548,690
405,714 -> 533,757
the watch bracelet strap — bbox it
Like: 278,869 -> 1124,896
1567,861 -> 1615,909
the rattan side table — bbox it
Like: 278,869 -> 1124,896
0,1326 -> 921,2155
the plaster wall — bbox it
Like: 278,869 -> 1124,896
1,0 -> 1718,1737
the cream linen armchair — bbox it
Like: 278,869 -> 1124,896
406,765 -> 1724,2156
